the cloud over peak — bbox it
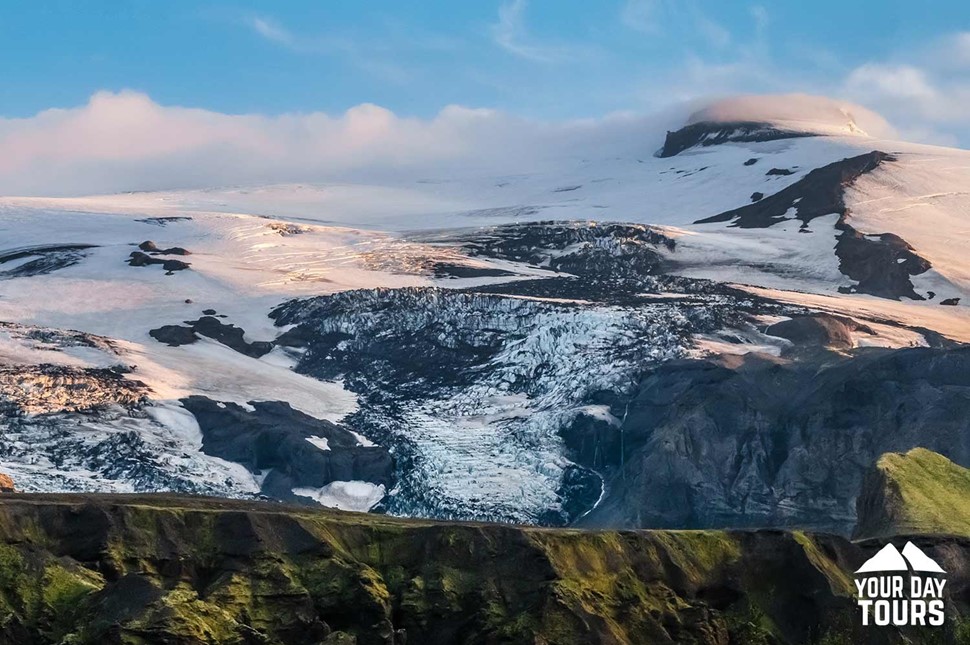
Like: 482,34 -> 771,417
0,91 -> 677,196
688,93 -> 896,138
0,90 -> 923,198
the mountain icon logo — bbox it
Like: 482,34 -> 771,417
855,542 -> 946,574
854,542 -> 947,627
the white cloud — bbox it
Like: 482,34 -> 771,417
927,31 -> 970,70
248,16 -> 296,48
490,0 -> 582,63
0,91 -> 680,196
632,24 -> 970,147
0,89 -> 917,199
845,64 -> 938,104
843,57 -> 970,132
620,1 -> 729,47
689,93 -> 897,137
837,32 -> 970,133
244,15 -> 411,83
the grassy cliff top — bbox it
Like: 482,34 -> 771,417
0,492 -> 962,644
855,448 -> 970,540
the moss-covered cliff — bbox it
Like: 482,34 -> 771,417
854,448 -> 970,540
0,494 -> 965,644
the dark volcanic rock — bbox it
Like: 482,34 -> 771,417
431,262 -> 517,279
180,396 -> 393,500
942,298 -> 961,306
161,258 -> 191,272
148,324 -> 198,346
149,317 -> 273,357
658,121 -> 818,158
189,316 -> 273,358
425,221 -> 675,293
2,493 -> 964,644
697,151 -> 893,229
744,158 -> 758,166
750,191 -> 764,202
765,313 -> 873,350
127,251 -> 156,267
560,411 -> 622,470
767,167 -> 795,176
578,346 -> 970,534
128,251 -> 191,272
835,231 -> 931,300
135,216 -> 192,226
139,240 -> 191,255
696,151 -> 933,300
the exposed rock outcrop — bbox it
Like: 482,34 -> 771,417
695,151 -> 933,300
658,121 -> 818,158
180,396 -> 394,502
0,474 -> 15,492
579,347 -> 970,534
765,313 -> 873,350
127,251 -> 191,272
138,240 -> 191,255
0,365 -> 147,415
149,316 -> 273,357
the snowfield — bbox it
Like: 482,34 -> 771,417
0,97 -> 967,520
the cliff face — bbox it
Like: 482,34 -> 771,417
855,448 -> 970,540
657,121 -> 818,158
0,493 -> 967,645
580,347 -> 970,534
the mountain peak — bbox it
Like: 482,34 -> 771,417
658,94 -> 894,157
687,94 -> 890,138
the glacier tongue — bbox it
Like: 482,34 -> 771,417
0,402 -> 261,497
272,284 -> 751,524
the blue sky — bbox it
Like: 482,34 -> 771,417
0,0 -> 967,128
0,1 -> 967,196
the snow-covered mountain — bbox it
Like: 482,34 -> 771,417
0,96 -> 967,531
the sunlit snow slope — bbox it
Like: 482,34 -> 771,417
0,96 -> 967,526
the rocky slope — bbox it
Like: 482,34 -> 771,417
0,493 -> 967,645
580,345 -> 970,534
855,448 -> 970,540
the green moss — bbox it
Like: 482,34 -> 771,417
40,562 -> 103,640
725,603 -> 774,645
529,531 -> 718,644
125,585 -> 244,644
876,448 -> 970,537
653,530 -> 742,583
0,544 -> 104,641
0,543 -> 36,617
0,494 -> 942,644
481,591 -> 540,642
792,532 -> 854,596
